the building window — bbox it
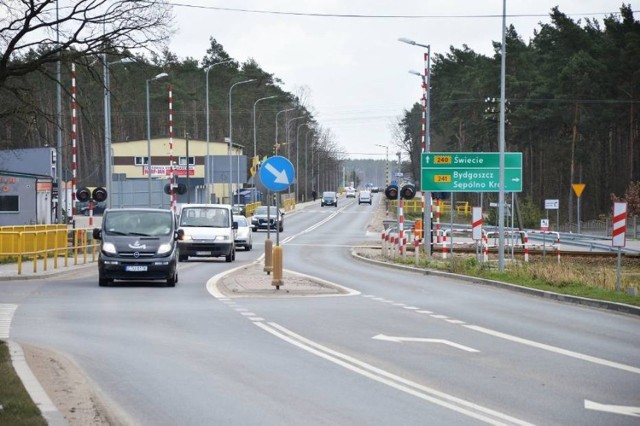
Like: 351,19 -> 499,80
178,156 -> 195,166
134,156 -> 149,165
0,195 -> 19,212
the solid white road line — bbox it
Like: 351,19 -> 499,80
258,321 -> 532,426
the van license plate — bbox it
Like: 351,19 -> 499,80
196,251 -> 211,255
126,265 -> 147,272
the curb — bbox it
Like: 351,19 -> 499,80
0,262 -> 96,282
8,340 -> 67,426
350,248 -> 640,317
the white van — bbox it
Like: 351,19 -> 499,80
177,204 -> 237,262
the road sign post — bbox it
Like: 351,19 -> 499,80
421,152 -> 522,192
258,156 -> 295,290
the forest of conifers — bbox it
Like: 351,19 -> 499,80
1,4 -> 638,224
394,5 -> 639,223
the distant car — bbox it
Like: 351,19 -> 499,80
321,191 -> 338,207
370,186 -> 380,193
346,188 -> 356,198
233,215 -> 253,251
232,204 -> 245,216
358,190 -> 372,205
81,203 -> 106,216
251,206 -> 284,232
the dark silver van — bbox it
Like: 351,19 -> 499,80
92,208 -> 179,287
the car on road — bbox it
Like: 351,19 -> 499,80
370,186 -> 380,193
346,188 -> 356,198
177,204 -> 237,262
358,190 -> 372,205
92,208 -> 179,287
321,191 -> 338,207
251,206 -> 284,232
233,215 -> 253,251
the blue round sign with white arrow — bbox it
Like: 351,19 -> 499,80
259,155 -> 295,192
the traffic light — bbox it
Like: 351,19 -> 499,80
76,187 -> 91,202
400,183 -> 416,200
92,187 -> 108,202
384,184 -> 398,200
164,183 -> 172,195
177,183 -> 187,195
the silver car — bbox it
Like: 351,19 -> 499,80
233,215 -> 253,251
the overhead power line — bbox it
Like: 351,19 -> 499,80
169,3 -> 631,20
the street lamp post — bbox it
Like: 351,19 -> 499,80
400,37 -> 432,257
304,128 -> 314,201
228,79 -> 255,204
145,72 -> 169,207
205,60 -> 232,203
286,116 -> 306,198
275,108 -> 295,154
253,95 -> 277,202
286,116 -> 306,160
296,122 -> 309,201
104,56 -> 134,208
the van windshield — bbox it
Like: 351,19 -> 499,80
180,207 -> 230,227
104,211 -> 173,236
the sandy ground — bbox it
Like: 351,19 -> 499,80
20,198 -> 390,425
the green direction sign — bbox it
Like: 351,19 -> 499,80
421,152 -> 522,192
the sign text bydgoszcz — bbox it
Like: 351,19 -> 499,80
421,152 -> 522,192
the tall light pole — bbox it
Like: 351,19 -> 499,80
375,144 -> 389,187
146,72 -> 169,207
400,36 -> 432,257
205,60 -> 232,203
104,57 -> 134,208
304,127 -> 314,201
296,122 -> 309,201
286,116 -> 306,160
228,79 -> 255,204
275,108 -> 295,154
253,95 -> 277,202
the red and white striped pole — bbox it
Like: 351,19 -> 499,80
71,63 -> 77,225
523,231 -> 529,262
613,202 -> 628,291
398,198 -> 404,256
168,84 -> 176,212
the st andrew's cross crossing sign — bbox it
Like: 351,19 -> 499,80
421,152 -> 522,192
259,155 -> 295,193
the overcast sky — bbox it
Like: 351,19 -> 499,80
168,1 -> 629,160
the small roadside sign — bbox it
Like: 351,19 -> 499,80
612,202 -> 627,247
572,183 -> 586,198
540,219 -> 549,231
545,199 -> 559,209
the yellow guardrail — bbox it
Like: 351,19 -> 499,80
0,225 -> 98,275
388,200 -> 471,215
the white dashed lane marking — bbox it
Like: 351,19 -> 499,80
0,304 -> 18,339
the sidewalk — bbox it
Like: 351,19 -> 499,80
0,255 -> 96,281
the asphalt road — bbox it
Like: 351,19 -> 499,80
2,194 -> 640,425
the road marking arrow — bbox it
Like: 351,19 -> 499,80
372,334 -> 479,352
264,162 -> 290,185
585,400 -> 640,417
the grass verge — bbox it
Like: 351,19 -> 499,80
0,341 -> 46,425
368,251 -> 640,307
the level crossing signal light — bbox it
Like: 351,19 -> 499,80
76,187 -> 108,202
384,182 -> 416,200
164,183 -> 187,195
